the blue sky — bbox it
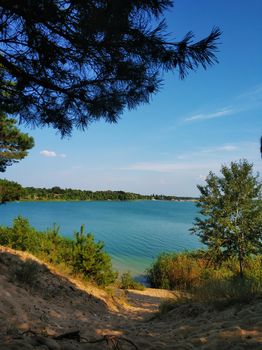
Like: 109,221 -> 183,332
4,0 -> 262,196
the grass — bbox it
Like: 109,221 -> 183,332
147,251 -> 262,312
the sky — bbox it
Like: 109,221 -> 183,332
3,0 -> 262,196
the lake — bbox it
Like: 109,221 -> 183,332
0,201 -> 202,277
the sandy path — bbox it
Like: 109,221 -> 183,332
0,247 -> 262,349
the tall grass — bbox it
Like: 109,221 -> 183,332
147,251 -> 262,309
147,251 -> 207,290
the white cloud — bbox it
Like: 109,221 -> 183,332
40,150 -> 57,157
122,141 -> 262,175
40,150 -> 66,158
181,83 -> 262,125
184,107 -> 235,122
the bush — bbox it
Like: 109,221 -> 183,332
39,224 -> 73,265
147,251 -> 205,290
148,250 -> 262,309
72,225 -> 117,286
120,271 -> 145,290
0,217 -> 117,287
0,216 -> 40,253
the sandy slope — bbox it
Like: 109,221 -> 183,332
0,246 -> 262,349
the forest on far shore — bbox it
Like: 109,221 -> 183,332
21,186 -> 197,202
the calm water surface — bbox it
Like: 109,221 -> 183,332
0,201 -> 202,276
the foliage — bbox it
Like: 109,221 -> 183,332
19,185 -> 196,201
148,250 -> 262,309
0,179 -> 23,204
22,187 -> 150,201
147,250 -> 262,289
6,216 -> 41,252
120,271 -> 145,291
39,224 -> 73,265
72,225 -> 117,286
0,114 -> 34,172
147,251 -> 205,290
0,1 -> 220,135
191,160 -> 262,278
159,274 -> 262,314
192,276 -> 262,308
0,217 -> 117,286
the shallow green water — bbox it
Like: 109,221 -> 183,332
0,201 -> 202,276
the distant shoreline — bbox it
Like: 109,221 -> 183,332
17,198 -> 198,203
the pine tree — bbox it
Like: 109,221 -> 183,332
72,225 -> 117,285
0,114 -> 34,172
0,1 -> 220,135
0,178 -> 23,203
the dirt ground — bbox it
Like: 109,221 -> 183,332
0,246 -> 262,349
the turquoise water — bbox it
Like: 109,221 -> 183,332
0,201 -> 202,276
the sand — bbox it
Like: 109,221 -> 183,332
0,246 -> 262,349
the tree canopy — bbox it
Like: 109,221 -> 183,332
0,178 -> 23,203
0,114 -> 34,172
191,160 -> 262,278
0,1 -> 220,135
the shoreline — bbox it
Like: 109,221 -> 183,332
15,198 -> 198,203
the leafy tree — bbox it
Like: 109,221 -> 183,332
191,160 -> 262,278
0,1 -> 220,135
0,178 -> 23,203
0,114 -> 34,172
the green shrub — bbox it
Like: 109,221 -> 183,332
147,251 -> 205,290
39,224 -> 73,265
148,250 -> 262,309
0,216 -> 41,253
0,217 -> 117,287
120,271 -> 145,290
0,226 -> 13,246
72,225 -> 117,286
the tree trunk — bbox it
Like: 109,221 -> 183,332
238,249 -> 244,279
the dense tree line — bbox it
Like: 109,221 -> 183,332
22,186 -> 149,201
18,186 -> 196,202
1,180 -> 197,203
